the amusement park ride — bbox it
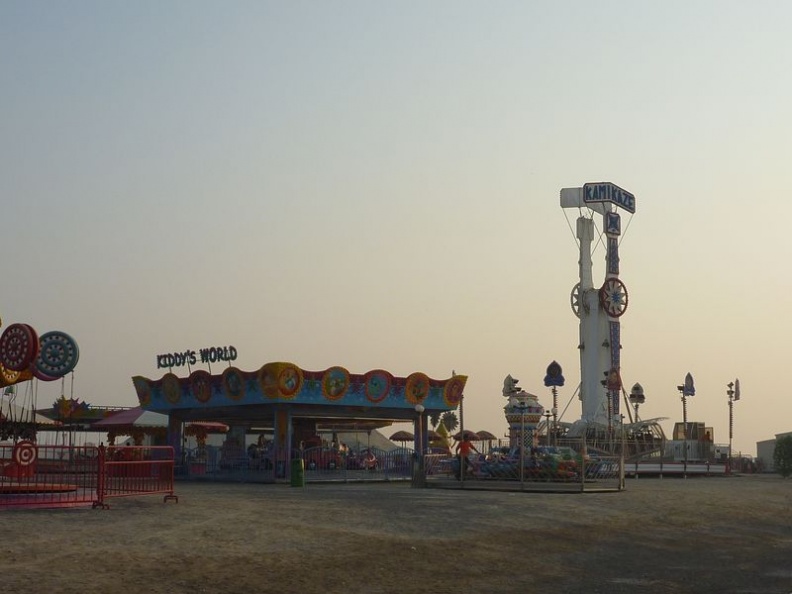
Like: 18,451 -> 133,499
559,181 -> 645,436
0,315 -> 81,481
543,182 -> 726,474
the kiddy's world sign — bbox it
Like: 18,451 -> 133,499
156,346 -> 238,369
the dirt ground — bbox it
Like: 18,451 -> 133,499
1,474 -> 790,594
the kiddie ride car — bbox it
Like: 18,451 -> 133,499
303,446 -> 343,471
459,447 -> 579,481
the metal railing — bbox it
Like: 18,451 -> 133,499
1,442 -> 177,509
420,436 -> 624,492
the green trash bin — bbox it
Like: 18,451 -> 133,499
290,458 -> 305,487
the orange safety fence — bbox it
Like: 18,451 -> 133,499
0,441 -> 177,510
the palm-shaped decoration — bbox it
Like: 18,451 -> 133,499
441,411 -> 458,434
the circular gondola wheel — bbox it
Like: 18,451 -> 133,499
570,283 -> 582,318
570,283 -> 593,318
32,366 -> 59,382
599,278 -> 629,318
34,331 -> 80,378
0,324 -> 40,371
13,440 -> 38,467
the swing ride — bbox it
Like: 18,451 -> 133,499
0,315 -> 82,491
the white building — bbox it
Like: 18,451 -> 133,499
756,431 -> 792,472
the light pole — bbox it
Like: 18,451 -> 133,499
629,383 -> 645,477
543,411 -> 552,447
677,373 -> 695,479
414,404 -> 425,487
543,361 -> 565,448
629,383 -> 645,423
727,379 -> 740,474
519,403 -> 526,484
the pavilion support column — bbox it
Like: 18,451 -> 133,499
274,408 -> 291,480
167,416 -> 182,464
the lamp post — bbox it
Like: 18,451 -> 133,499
727,379 -> 740,474
543,411 -> 552,446
543,361 -> 565,448
676,373 -> 695,479
519,403 -> 526,484
629,383 -> 645,423
414,404 -> 425,487
628,383 -> 645,477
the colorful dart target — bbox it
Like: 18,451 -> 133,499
12,440 -> 38,467
0,323 -> 40,371
34,331 -> 80,378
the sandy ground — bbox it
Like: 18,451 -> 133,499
1,474 -> 790,594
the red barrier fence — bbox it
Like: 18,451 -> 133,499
0,442 -> 177,510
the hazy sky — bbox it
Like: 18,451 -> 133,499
2,1 -> 790,456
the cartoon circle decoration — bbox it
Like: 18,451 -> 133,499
321,366 -> 350,401
34,331 -> 80,378
278,364 -> 303,399
161,373 -> 182,405
0,323 -> 40,371
132,376 -> 152,407
443,375 -> 465,407
258,364 -> 280,399
13,440 -> 38,467
190,370 -> 213,404
222,367 -> 246,401
405,372 -> 430,405
364,369 -> 392,404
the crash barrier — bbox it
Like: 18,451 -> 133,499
180,444 -> 414,483
422,437 -> 624,492
0,442 -> 177,509
99,445 -> 178,508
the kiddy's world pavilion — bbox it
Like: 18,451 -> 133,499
133,352 -> 467,469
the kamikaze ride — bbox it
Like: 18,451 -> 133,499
560,182 -> 635,433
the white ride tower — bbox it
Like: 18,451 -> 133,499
560,183 -> 635,434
